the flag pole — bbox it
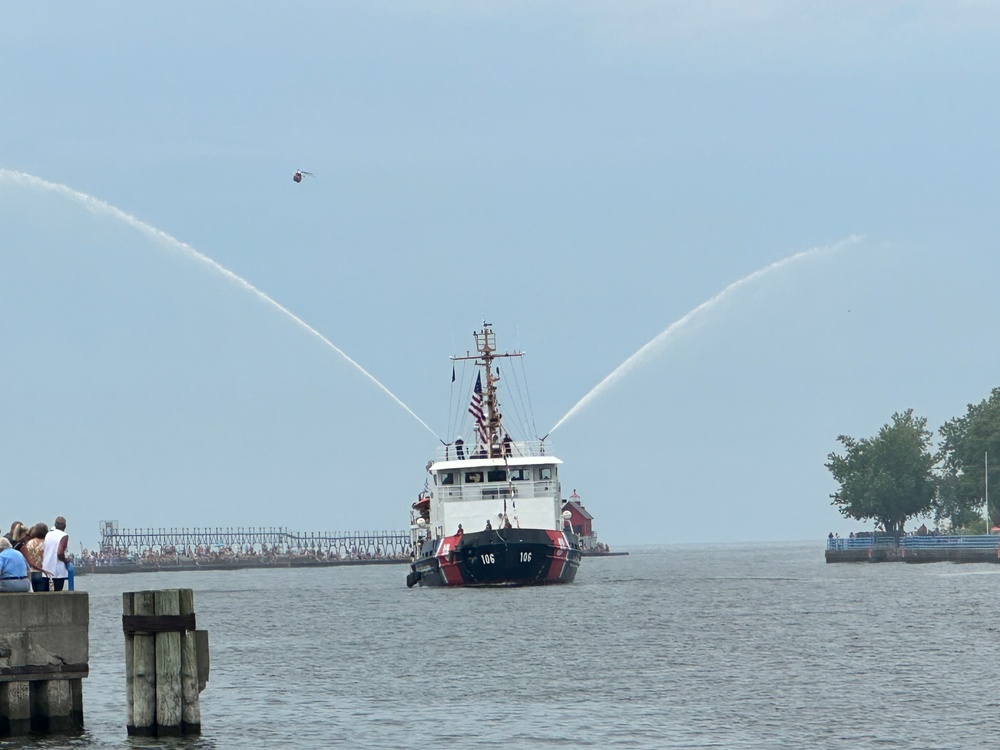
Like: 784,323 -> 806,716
986,450 -> 990,534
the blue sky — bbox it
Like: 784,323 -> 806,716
3,2 -> 1000,549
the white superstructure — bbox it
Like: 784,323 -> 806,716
413,441 -> 563,544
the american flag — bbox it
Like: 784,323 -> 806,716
469,372 -> 487,444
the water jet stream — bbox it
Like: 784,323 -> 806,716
0,168 -> 440,440
550,235 -> 862,434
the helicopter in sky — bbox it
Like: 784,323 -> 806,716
292,170 -> 314,183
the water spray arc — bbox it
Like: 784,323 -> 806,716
0,168 -> 440,441
549,235 -> 862,434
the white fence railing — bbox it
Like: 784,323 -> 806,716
434,439 -> 552,462
435,480 -> 559,503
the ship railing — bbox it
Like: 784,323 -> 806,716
433,439 -> 552,462
436,480 -> 558,503
826,534 -> 1000,551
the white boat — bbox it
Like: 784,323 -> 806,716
406,324 -> 582,587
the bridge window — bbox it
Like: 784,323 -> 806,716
465,471 -> 483,483
509,468 -> 529,481
487,469 -> 507,482
440,472 -> 454,485
539,467 -> 553,481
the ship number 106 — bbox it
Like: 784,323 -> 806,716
479,552 -> 532,564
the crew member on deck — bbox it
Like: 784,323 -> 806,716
485,519 -> 492,530
456,524 -> 464,536
455,437 -> 465,460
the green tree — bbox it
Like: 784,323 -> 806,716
936,387 -> 1000,530
826,409 -> 936,539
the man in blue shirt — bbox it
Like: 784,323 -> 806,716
0,537 -> 30,592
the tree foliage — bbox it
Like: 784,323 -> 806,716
936,387 -> 1000,529
826,409 -> 936,537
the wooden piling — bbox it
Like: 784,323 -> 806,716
179,588 -> 201,733
123,592 -> 134,730
129,591 -> 156,736
123,589 -> 205,737
154,590 -> 182,735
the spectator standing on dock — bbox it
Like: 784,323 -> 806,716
43,517 -> 70,592
12,524 -> 29,552
0,538 -> 30,592
21,524 -> 49,592
3,521 -> 24,547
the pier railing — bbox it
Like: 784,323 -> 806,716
97,524 -> 410,559
827,535 -> 1000,551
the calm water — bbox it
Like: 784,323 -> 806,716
21,543 -> 1000,749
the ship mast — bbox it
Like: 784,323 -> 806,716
452,322 -> 522,458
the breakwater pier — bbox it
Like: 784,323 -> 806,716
79,522 -> 411,574
826,534 -> 1000,563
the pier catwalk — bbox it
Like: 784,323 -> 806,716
79,522 -> 411,573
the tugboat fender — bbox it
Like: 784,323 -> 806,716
406,570 -> 421,588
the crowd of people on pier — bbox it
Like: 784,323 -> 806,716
80,541 -> 409,568
828,524 -> 941,541
0,516 -> 72,593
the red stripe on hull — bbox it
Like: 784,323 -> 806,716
435,534 -> 464,585
544,530 -> 572,582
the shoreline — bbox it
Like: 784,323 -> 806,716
75,557 -> 407,575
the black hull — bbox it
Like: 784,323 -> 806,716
408,528 -> 581,587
